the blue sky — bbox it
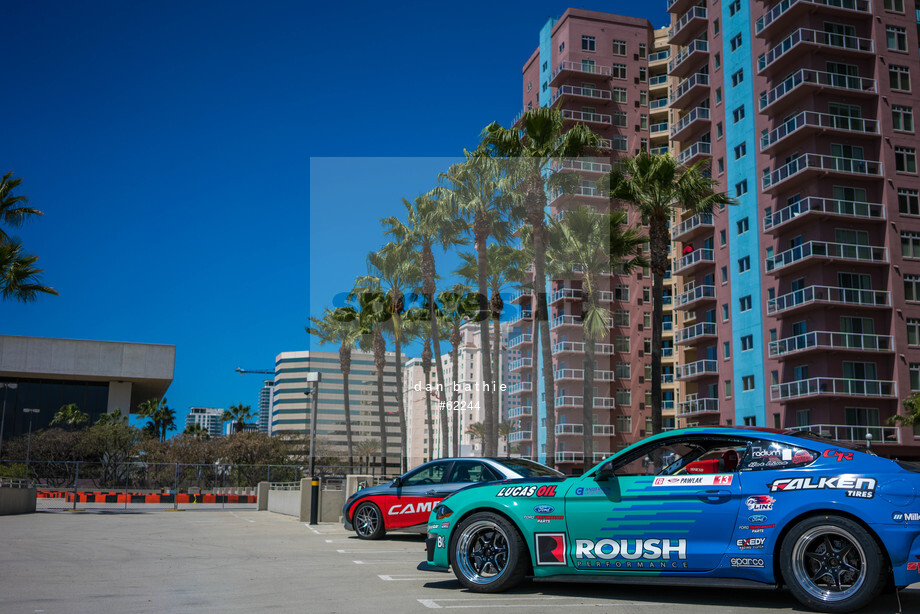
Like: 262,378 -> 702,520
3,1 -> 663,431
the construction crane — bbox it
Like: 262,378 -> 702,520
235,367 -> 274,375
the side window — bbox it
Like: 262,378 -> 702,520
612,441 -> 698,476
741,439 -> 818,471
402,462 -> 448,486
611,439 -> 747,477
448,461 -> 499,483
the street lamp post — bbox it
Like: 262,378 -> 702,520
0,383 -> 19,460
304,372 -> 321,525
23,408 -> 40,486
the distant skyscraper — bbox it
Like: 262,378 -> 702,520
186,407 -> 224,438
258,380 -> 274,434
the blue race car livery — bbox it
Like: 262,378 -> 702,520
419,427 -> 920,613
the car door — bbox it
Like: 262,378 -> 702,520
383,461 -> 451,529
564,438 -> 743,572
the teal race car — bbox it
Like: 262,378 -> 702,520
419,427 -> 920,613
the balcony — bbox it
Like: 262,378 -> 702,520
672,213 -> 714,241
509,334 -> 532,349
550,61 -> 612,87
762,153 -> 882,192
790,424 -> 899,445
759,69 -> 877,113
670,73 -> 709,107
510,289 -> 532,304
650,146 -> 670,156
508,357 -> 533,372
648,49 -> 670,66
650,122 -> 669,137
508,406 -> 532,418
555,451 -> 584,463
771,378 -> 897,401
555,423 -> 616,436
648,74 -> 669,91
511,309 -> 533,328
676,284 -> 716,309
509,430 -> 532,442
552,85 -> 612,105
669,6 -> 708,46
554,368 -> 616,382
757,28 -> 874,76
769,330 -> 893,358
561,109 -> 612,126
675,359 -> 719,381
555,159 -> 611,174
508,381 -> 532,394
550,288 -> 582,304
760,111 -> 879,154
676,140 -> 711,166
673,248 -> 715,275
678,396 -> 719,416
756,0 -> 872,38
550,314 -> 582,330
550,184 -> 607,206
649,98 -> 669,113
552,341 -> 614,355
670,107 -> 711,141
669,39 -> 709,78
763,197 -> 885,233
675,321 -> 718,345
556,395 -> 616,409
765,241 -> 888,275
767,285 -> 891,316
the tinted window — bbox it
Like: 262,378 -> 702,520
447,461 -> 499,483
401,462 -> 448,486
741,439 -> 817,471
494,458 -> 564,478
611,439 -> 746,477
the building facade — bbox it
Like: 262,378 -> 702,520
258,379 -> 273,434
186,406 -> 224,439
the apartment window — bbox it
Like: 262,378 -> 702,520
887,25 -> 908,51
612,63 -> 627,80
614,310 -> 630,327
740,295 -> 752,311
884,0 -> 904,12
542,61 -> 548,71
909,318 -> 920,346
741,335 -> 754,351
732,105 -> 745,123
639,43 -> 647,58
735,179 -> 748,196
640,114 -> 648,130
722,303 -> 729,321
542,82 -> 548,92
723,341 -> 731,359
729,0 -> 741,16
734,142 -> 747,159
720,229 -> 727,246
742,375 -> 755,391
643,312 -> 651,328
559,42 -> 565,52
720,266 -> 728,284
912,363 -> 920,391
612,135 -> 628,151
615,335 -> 631,353
639,67 -> 647,82
582,35 -> 596,51
717,158 -> 724,175
613,87 -> 627,103
527,82 -> 532,92
639,90 -> 647,105
615,362 -> 631,379
714,53 -> 721,70
713,19 -> 720,36
725,379 -> 732,398
896,147 -> 917,173
737,217 -> 749,234
643,287 -> 650,301
900,188 -> 920,215
890,65 -> 911,91
644,338 -> 652,353
731,69 -> 744,87
612,111 -> 627,127
730,33 -> 743,52
715,87 -> 722,104
738,255 -> 751,273
612,39 -> 627,56
905,274 -> 920,301
902,232 -> 920,258
893,106 -> 914,132
716,122 -> 723,138
616,412 -> 632,431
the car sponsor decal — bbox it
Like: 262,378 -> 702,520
437,535 -> 445,549
736,538 -> 766,550
388,500 -> 436,515
768,476 -> 876,498
737,523 -> 775,533
730,557 -> 764,568
822,449 -> 854,462
428,523 -> 439,531
534,505 -> 555,514
748,515 -> 769,523
574,486 -> 606,496
745,495 -> 775,511
523,514 -> 564,524
534,533 -> 567,566
574,538 -> 689,569
907,562 -> 920,572
496,485 -> 557,497
652,474 -> 733,487
892,511 -> 920,522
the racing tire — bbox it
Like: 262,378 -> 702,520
449,512 -> 528,593
780,514 -> 887,613
353,502 -> 385,540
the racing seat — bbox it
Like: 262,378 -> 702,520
452,466 -> 471,482
721,449 -> 739,472
685,459 -> 721,474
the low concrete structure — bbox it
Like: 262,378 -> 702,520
0,485 -> 36,515
263,478 -> 344,523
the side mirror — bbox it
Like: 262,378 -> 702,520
392,476 -> 402,488
594,461 -> 615,482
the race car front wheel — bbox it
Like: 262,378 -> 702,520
353,502 -> 385,540
449,512 -> 527,592
780,514 -> 886,613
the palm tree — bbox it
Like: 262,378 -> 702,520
498,421 -> 512,455
439,151 -> 516,456
0,239 -> 58,302
437,285 -> 479,456
404,307 -> 450,461
0,171 -> 44,243
356,242 -> 420,474
354,439 -> 381,473
223,403 -> 255,434
609,152 -> 734,434
50,404 -> 89,431
466,422 -> 487,454
138,397 -> 176,441
382,192 -> 467,451
484,107 -> 602,467
547,206 -> 647,469
95,409 -> 128,425
307,307 -> 362,469
183,422 -> 210,439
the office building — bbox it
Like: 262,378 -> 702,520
258,379 -> 273,434
186,407 -> 224,438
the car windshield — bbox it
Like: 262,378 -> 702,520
495,458 -> 564,478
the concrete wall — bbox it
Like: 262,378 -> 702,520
264,478 -> 345,523
268,488 -> 303,519
0,487 -> 36,515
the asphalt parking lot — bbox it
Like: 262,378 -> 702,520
1,509 -> 918,613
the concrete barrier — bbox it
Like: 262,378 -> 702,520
263,478 -> 346,523
0,485 -> 37,515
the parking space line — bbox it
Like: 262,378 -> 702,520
377,574 -> 434,581
416,597 -> 654,609
353,560 -> 417,565
337,549 -> 410,554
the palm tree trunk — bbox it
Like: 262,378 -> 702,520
474,215 -> 495,457
423,257 -> 448,458
373,330 -> 388,474
583,323 -> 596,473
529,309 -> 540,462
394,324 -> 407,475
451,332 -> 461,456
650,218 -> 669,436
491,303 -> 502,455
340,345 -> 354,470
422,337 -> 434,462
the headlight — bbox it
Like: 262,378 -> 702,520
435,504 -> 453,520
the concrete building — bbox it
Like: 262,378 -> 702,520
258,380 -> 273,434
666,0 -> 920,456
0,335 -> 174,442
186,407 -> 224,438
272,350 -> 401,472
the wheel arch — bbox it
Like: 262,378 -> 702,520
451,505 -> 535,576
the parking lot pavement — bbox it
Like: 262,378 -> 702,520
1,510 -> 918,613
